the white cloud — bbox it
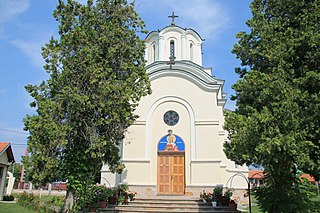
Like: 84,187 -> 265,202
0,0 -> 30,37
136,0 -> 230,39
10,39 -> 45,69
0,0 -> 30,21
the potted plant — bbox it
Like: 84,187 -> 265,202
96,186 -> 112,208
211,194 -> 218,207
200,190 -> 209,203
128,192 -> 137,201
221,188 -> 233,206
118,183 -> 129,193
107,188 -> 118,205
229,199 -> 238,210
88,203 -> 98,212
213,186 -> 223,197
82,184 -> 99,212
213,185 -> 223,205
224,188 -> 233,199
118,195 -> 126,205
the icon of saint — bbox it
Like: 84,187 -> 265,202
164,131 -> 179,151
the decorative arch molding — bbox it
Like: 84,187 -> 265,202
147,61 -> 224,92
145,96 -> 196,160
146,61 -> 227,107
146,26 -> 203,42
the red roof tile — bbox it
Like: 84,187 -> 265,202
0,142 -> 9,153
0,142 -> 15,163
300,174 -> 315,182
248,170 -> 264,179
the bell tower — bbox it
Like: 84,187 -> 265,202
145,12 -> 204,66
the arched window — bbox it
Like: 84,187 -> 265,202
152,44 -> 156,62
170,40 -> 175,59
190,43 -> 194,61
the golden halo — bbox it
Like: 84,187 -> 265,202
167,134 -> 176,143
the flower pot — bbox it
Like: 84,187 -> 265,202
108,196 -> 117,204
89,207 -> 96,212
229,203 -> 237,210
98,201 -> 107,208
212,201 -> 217,207
202,198 -> 207,203
220,196 -> 230,206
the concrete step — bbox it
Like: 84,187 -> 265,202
98,197 -> 240,213
130,201 -> 209,206
114,204 -> 213,209
101,207 -> 240,213
131,199 -> 208,205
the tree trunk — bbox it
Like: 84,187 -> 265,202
63,188 -> 76,212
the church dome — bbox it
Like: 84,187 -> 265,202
145,13 -> 204,66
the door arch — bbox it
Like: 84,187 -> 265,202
157,131 -> 185,194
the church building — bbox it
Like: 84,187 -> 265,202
101,13 -> 248,200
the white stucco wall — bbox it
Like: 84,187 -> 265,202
101,25 -> 248,194
118,62 -> 247,188
0,151 -> 9,201
145,26 -> 203,66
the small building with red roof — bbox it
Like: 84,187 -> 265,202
248,170 -> 264,188
300,173 -> 320,184
0,142 -> 15,200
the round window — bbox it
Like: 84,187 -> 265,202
163,110 -> 179,126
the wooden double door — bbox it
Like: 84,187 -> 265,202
157,153 -> 185,194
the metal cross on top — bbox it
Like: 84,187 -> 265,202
167,56 -> 176,69
168,12 -> 178,26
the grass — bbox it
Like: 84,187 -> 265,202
0,202 -> 35,213
40,195 -> 64,203
246,194 -> 320,212
246,205 -> 264,213
0,194 -> 65,213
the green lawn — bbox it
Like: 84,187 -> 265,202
0,194 -> 64,213
247,194 -> 320,212
40,195 -> 64,203
0,202 -> 35,213
246,205 -> 264,213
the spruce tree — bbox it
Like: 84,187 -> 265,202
224,0 -> 320,212
23,0 -> 150,210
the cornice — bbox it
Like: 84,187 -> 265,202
146,61 -> 225,93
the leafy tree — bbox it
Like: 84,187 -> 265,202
23,0 -> 150,211
7,163 -> 23,184
224,0 -> 319,212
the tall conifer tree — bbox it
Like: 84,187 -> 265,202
224,0 -> 319,212
23,0 -> 150,210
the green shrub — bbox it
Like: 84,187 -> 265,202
3,195 -> 14,201
47,196 -> 64,206
17,192 -> 56,213
18,192 -> 39,209
119,183 -> 129,191
213,185 -> 223,197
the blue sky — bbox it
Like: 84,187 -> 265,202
0,0 -> 252,162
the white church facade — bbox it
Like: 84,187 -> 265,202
101,15 -> 248,199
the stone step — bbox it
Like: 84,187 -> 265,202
130,201 -> 209,206
98,197 -> 240,213
101,206 -> 240,213
115,203 -> 213,209
135,197 -> 199,201
100,204 -> 240,213
131,199 -> 208,205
